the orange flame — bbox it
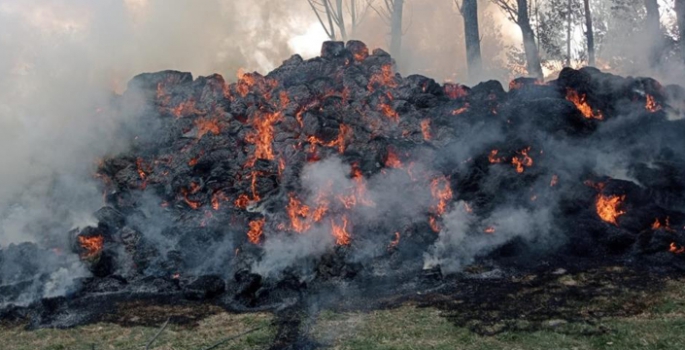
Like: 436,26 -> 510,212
430,176 -> 453,216
78,235 -> 104,259
451,103 -> 470,115
212,191 -> 228,210
511,147 -> 533,173
385,149 -> 403,168
245,111 -> 281,162
420,119 -> 432,140
247,218 -> 265,244
652,217 -> 675,232
379,103 -> 399,122
669,242 -> 685,254
331,216 -> 351,245
550,174 -> 559,187
429,215 -> 441,232
287,194 -> 311,233
566,89 -> 603,120
195,118 -> 221,139
595,194 -> 626,226
367,64 -> 397,92
646,95 -> 661,112
488,150 -> 505,164
171,100 -> 198,118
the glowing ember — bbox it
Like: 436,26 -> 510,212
367,64 -> 397,92
195,118 -> 221,139
429,215 -> 441,232
443,83 -> 469,99
488,150 -> 505,164
566,89 -> 603,120
181,187 -> 202,210
331,216 -> 351,245
421,119 -> 432,140
247,218 -> 265,244
584,179 -> 606,192
430,176 -> 453,216
484,226 -> 496,234
511,147 -> 533,173
645,95 -> 661,112
669,242 -> 685,254
211,191 -> 228,210
171,100 -> 198,118
385,149 -> 402,168
550,174 -> 559,187
287,194 -> 311,233
451,103 -> 470,115
379,103 -> 399,122
651,217 -> 675,232
595,194 -> 626,226
78,235 -> 104,259
245,111 -> 281,162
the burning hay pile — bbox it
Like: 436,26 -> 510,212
2,41 -> 685,321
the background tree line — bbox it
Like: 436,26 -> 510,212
307,0 -> 685,82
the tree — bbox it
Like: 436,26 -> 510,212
307,0 -> 372,41
584,0 -> 595,66
492,0 -> 544,78
455,0 -> 483,80
370,0 -> 405,60
675,0 -> 685,63
644,0 -> 662,66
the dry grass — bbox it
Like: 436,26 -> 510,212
0,312 -> 274,350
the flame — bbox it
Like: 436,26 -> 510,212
171,100 -> 198,118
331,216 -> 351,245
287,194 -> 311,233
195,118 -> 221,139
550,174 -> 559,187
651,217 -> 675,232
646,95 -> 661,112
488,149 -> 505,164
595,194 -> 626,226
181,187 -> 202,210
245,111 -> 281,162
247,218 -> 265,244
212,191 -> 228,210
511,147 -> 533,173
443,83 -> 469,99
379,103 -> 399,122
307,124 -> 351,156
78,235 -> 104,259
451,103 -> 470,115
136,157 -> 148,180
420,119 -> 432,140
367,64 -> 397,92
430,176 -> 453,216
429,215 -> 441,232
669,242 -> 685,254
484,226 -> 496,234
566,89 -> 603,120
385,148 -> 402,168
388,232 -> 401,250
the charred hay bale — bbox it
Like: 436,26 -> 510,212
320,41 -> 348,60
182,275 -> 226,300
346,40 -> 369,61
506,97 -> 596,136
94,207 -> 126,233
470,80 -> 506,102
234,270 -> 263,306
126,70 -> 193,93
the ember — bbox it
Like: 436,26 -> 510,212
78,235 -> 104,259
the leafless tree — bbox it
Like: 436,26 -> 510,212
455,0 -> 483,80
369,0 -> 405,59
644,0 -> 662,67
307,0 -> 372,41
583,0 -> 595,66
491,0 -> 544,78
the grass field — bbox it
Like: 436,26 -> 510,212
2,275 -> 685,350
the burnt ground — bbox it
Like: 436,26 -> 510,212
2,261 -> 681,349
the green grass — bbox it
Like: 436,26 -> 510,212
0,312 -> 274,350
2,277 -> 685,349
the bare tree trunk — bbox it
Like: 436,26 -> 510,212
335,0 -> 348,41
390,0 -> 404,60
644,0 -> 662,67
566,0 -> 572,67
462,0 -> 483,80
676,0 -> 685,63
517,0 -> 544,78
584,0 -> 595,66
